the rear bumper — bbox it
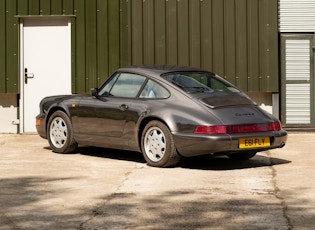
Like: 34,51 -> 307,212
173,129 -> 287,157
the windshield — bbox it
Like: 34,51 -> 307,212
161,72 -> 239,94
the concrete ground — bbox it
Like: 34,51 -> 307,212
0,132 -> 314,229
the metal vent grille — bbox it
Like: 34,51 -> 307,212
285,40 -> 311,124
286,84 -> 310,124
279,0 -> 315,32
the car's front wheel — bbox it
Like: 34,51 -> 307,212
47,110 -> 77,153
141,121 -> 181,167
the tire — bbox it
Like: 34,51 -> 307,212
227,152 -> 257,160
47,110 -> 78,153
141,121 -> 181,167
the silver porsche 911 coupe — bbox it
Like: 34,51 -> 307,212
36,65 -> 287,167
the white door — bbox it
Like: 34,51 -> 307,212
20,17 -> 71,133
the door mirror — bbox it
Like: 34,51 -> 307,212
91,88 -> 99,97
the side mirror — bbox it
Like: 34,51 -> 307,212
91,88 -> 99,97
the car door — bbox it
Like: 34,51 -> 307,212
78,96 -> 132,137
77,72 -> 147,145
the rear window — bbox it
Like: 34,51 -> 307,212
161,72 -> 239,94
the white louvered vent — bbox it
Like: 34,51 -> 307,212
285,40 -> 311,124
279,0 -> 315,32
286,84 -> 310,124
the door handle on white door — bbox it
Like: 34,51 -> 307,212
24,68 -> 34,84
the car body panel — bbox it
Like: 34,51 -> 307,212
75,96 -> 149,151
173,130 -> 287,157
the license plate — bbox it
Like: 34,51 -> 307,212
239,137 -> 270,149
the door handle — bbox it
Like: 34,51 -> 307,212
119,104 -> 128,111
24,68 -> 35,84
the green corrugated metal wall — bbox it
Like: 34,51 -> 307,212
0,0 -> 19,93
129,0 -> 279,92
0,0 -> 279,94
0,0 -> 128,94
73,0 -> 129,92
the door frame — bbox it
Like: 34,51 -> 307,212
280,34 -> 315,127
18,16 -> 72,133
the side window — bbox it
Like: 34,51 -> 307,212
110,73 -> 146,97
98,74 -> 119,96
140,80 -> 170,99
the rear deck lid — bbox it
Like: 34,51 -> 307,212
197,92 -> 275,124
199,91 -> 256,109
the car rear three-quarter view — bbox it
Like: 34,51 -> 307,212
36,65 -> 287,167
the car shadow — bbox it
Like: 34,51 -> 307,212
72,146 -> 291,171
76,146 -> 146,164
178,154 -> 291,170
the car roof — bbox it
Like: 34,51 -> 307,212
116,65 -> 209,76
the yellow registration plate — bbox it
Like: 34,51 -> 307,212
239,137 -> 270,149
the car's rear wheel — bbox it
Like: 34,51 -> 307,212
47,110 -> 77,153
141,121 -> 181,167
227,151 -> 257,160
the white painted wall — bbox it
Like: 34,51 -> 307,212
0,94 -> 18,133
247,92 -> 279,119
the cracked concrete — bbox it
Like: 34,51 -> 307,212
0,133 -> 314,229
269,133 -> 315,230
269,152 -> 293,229
78,169 -> 137,229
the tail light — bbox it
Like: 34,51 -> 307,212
194,125 -> 227,134
194,122 -> 282,135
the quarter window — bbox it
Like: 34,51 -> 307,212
139,80 -> 170,99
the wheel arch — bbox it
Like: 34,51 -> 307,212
137,116 -> 171,152
45,106 -> 70,131
138,117 -> 181,167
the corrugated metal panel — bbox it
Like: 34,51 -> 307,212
155,0 -> 167,64
189,0 -> 201,68
212,0 -> 224,76
85,0 -> 97,90
279,0 -> 315,32
0,0 -> 5,92
51,0 -> 63,15
235,0 -> 247,89
129,0 -> 279,92
0,0 -> 128,94
177,0 -> 189,66
247,0 -> 259,91
143,0 -> 154,65
73,0 -> 86,93
283,38 -> 312,125
224,0 -> 236,86
5,0 -> 19,93
200,0 -> 212,74
286,84 -> 310,124
285,40 -> 310,81
259,0 -> 279,92
39,0 -> 51,15
0,0 -> 279,94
